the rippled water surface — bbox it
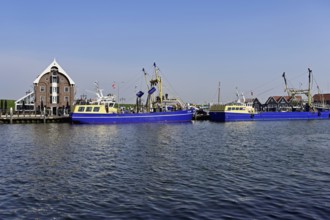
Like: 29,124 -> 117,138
1,121 -> 330,219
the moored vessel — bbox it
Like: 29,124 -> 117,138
209,68 -> 330,122
71,63 -> 194,124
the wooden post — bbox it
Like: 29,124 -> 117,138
10,107 -> 13,124
43,107 -> 46,123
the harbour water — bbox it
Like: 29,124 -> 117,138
1,121 -> 330,219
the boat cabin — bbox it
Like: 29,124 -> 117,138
73,104 -> 117,114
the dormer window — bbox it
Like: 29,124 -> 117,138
51,66 -> 58,75
50,66 -> 58,83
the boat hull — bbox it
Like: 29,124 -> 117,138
71,110 -> 194,124
209,111 -> 330,122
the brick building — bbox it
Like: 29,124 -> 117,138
15,59 -> 75,115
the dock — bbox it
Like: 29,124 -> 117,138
0,112 -> 70,124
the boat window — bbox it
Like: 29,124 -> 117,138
86,107 -> 93,112
78,107 -> 85,112
93,107 -> 100,112
109,103 -> 114,107
240,107 -> 244,110
228,107 -> 232,111
235,107 -> 239,110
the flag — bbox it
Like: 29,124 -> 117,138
112,82 -> 116,89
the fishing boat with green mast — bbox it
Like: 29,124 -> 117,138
209,68 -> 330,122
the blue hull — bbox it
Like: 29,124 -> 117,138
209,111 -> 330,122
71,110 -> 194,124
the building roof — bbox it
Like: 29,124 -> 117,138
266,95 -> 303,104
272,96 -> 282,102
33,59 -> 75,85
313,93 -> 330,102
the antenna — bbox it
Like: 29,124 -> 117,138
217,82 -> 221,104
235,87 -> 241,103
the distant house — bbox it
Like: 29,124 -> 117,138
252,98 -> 263,112
313,93 -> 330,106
264,96 -> 303,112
264,96 -> 281,112
15,59 -> 75,115
244,98 -> 263,112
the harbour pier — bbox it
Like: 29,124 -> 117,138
0,109 -> 70,124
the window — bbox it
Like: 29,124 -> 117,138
50,75 -> 58,83
64,96 -> 69,102
93,107 -> 100,112
51,66 -> 58,73
86,107 -> 93,112
78,107 -> 85,112
52,75 -> 57,83
64,86 -> 69,93
40,96 -> 45,102
53,87 -> 58,93
228,107 -> 232,111
52,96 -> 57,104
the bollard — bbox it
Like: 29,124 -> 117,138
10,107 -> 13,124
43,107 -> 46,123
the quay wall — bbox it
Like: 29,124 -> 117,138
0,111 -> 70,124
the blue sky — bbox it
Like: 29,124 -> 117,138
1,0 -> 330,104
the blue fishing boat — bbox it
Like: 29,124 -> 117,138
71,63 -> 194,124
209,68 -> 330,122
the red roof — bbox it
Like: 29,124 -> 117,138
313,93 -> 330,102
268,95 -> 303,103
272,96 -> 282,102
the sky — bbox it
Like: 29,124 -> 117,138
1,0 -> 330,104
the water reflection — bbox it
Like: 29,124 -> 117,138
1,121 -> 330,219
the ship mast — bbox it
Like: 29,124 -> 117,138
154,63 -> 162,103
282,72 -> 290,96
150,62 -> 162,103
142,68 -> 150,91
282,68 -> 313,109
307,68 -> 312,108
